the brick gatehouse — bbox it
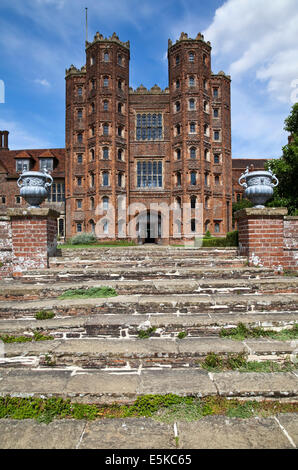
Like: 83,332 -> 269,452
0,32 -> 269,243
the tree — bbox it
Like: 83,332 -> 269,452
265,103 -> 298,215
232,198 -> 253,225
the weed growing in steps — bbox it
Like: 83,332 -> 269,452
200,352 -> 297,373
219,322 -> 298,341
35,310 -> 55,320
177,331 -> 187,339
0,331 -> 54,343
58,286 -> 117,300
0,395 -> 297,424
137,327 -> 156,339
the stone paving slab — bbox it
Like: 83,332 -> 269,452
2,337 -> 297,359
276,413 -> 298,447
0,368 -> 297,401
139,369 -> 217,396
244,339 -> 298,354
0,293 -> 296,313
80,418 -> 176,449
0,312 -> 297,335
0,419 -> 86,449
177,415 -> 297,449
0,414 -> 297,449
5,276 -> 295,295
212,371 -> 298,398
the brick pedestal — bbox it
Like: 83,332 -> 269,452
235,208 -> 289,270
0,208 -> 59,278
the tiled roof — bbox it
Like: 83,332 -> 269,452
0,148 -> 65,178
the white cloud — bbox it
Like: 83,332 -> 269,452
203,0 -> 298,103
0,119 -> 51,149
34,79 -> 51,87
231,87 -> 286,157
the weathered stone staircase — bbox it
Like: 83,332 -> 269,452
0,246 -> 297,405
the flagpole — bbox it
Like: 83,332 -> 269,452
85,7 -> 88,44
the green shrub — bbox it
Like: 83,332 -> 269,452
202,237 -> 227,247
177,331 -> 187,339
205,230 -> 212,238
68,233 -> 97,245
225,230 -> 238,246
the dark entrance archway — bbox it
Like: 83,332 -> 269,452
137,210 -> 162,244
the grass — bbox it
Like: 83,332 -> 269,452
0,331 -> 54,343
219,322 -> 298,341
58,286 -> 117,300
35,310 -> 55,321
1,395 -> 296,424
200,352 -> 297,373
284,270 -> 298,277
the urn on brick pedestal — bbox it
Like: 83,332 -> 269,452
238,168 -> 278,209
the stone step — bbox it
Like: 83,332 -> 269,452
50,259 -> 246,270
1,415 -> 297,449
1,277 -> 297,300
0,293 -> 297,319
0,337 -> 297,369
0,367 -> 297,403
16,266 -> 276,282
0,312 -> 297,339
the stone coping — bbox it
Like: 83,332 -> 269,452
6,208 -> 60,218
234,207 -> 288,219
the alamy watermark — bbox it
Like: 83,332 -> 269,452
0,80 -> 4,103
84,199 -> 223,248
290,79 -> 298,104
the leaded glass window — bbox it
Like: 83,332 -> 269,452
47,182 -> 65,202
136,113 -> 163,141
102,172 -> 109,186
190,147 -> 196,159
190,172 -> 196,185
136,160 -> 163,188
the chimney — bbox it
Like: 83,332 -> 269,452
0,130 -> 9,150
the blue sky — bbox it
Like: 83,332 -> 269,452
0,0 -> 297,157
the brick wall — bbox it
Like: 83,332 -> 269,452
236,208 -> 297,271
0,212 -> 13,278
283,216 -> 298,270
0,208 -> 59,278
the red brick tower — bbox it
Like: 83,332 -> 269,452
168,32 -> 232,237
65,32 -> 232,241
65,32 -> 130,238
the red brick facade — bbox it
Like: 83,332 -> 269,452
65,32 -> 232,242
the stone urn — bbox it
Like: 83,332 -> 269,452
238,167 -> 278,209
17,170 -> 53,208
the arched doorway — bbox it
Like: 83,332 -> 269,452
136,210 -> 162,244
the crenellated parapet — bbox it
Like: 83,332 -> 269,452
168,32 -> 211,50
129,84 -> 169,94
65,65 -> 86,78
212,70 -> 231,81
85,31 -> 130,50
